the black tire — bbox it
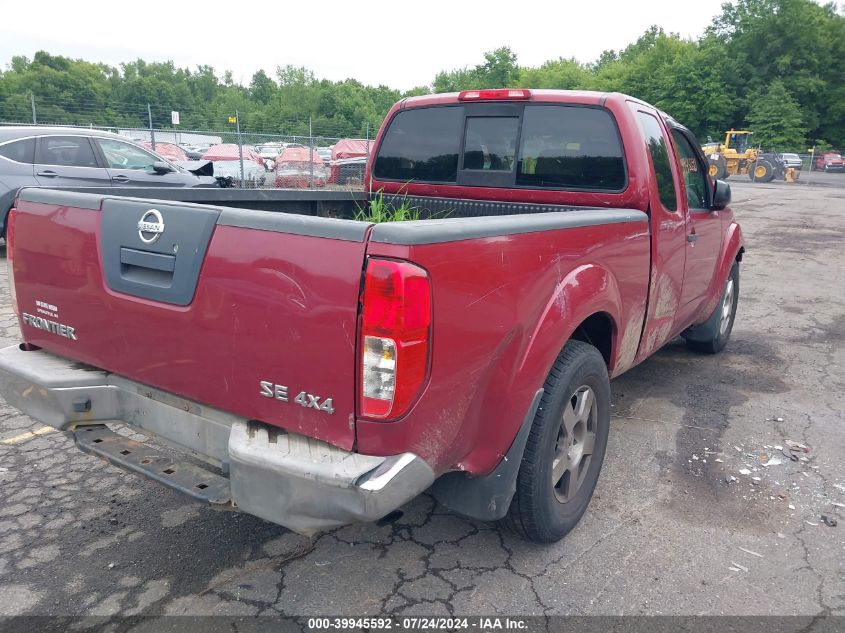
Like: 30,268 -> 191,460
682,262 -> 739,354
502,340 -> 610,543
708,155 -> 727,180
749,159 -> 775,182
760,153 -> 786,180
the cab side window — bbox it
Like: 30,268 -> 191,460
36,136 -> 99,168
671,130 -> 710,210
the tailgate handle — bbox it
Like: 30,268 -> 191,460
120,247 -> 176,273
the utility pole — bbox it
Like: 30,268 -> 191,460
147,103 -> 156,151
236,110 -> 245,186
365,122 -> 371,194
30,94 -> 36,124
309,117 -> 314,189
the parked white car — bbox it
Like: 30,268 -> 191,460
257,144 -> 284,171
201,144 -> 266,187
779,153 -> 803,170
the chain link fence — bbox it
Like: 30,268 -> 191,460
0,102 -> 375,191
3,97 -> 842,189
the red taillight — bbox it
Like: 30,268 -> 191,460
458,89 -> 531,101
359,259 -> 431,420
6,209 -> 18,317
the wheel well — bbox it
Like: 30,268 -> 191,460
736,246 -> 744,263
571,312 -> 613,366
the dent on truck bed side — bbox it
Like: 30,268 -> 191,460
358,211 -> 651,476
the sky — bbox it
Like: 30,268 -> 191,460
0,0 -> 730,91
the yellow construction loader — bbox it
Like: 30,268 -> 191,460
702,130 -> 789,183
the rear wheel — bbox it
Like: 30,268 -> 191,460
502,340 -> 610,543
682,262 -> 739,354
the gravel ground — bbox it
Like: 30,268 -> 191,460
0,177 -> 843,620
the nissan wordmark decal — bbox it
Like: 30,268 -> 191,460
22,313 -> 78,340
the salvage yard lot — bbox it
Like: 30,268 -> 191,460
0,179 -> 843,617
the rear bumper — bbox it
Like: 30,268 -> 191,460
0,345 -> 434,535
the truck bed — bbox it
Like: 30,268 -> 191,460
9,186 -> 649,470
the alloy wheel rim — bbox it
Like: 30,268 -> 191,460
719,277 -> 735,336
552,385 -> 597,503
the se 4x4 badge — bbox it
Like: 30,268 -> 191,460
259,380 -> 335,414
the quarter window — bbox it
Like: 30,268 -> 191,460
637,113 -> 677,211
36,136 -> 99,168
0,138 -> 35,164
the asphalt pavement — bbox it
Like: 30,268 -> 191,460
0,176 -> 843,620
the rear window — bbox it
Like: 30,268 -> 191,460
463,116 -> 519,171
373,104 -> 626,191
373,107 -> 463,182
516,106 -> 625,189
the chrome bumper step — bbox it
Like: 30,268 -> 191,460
0,345 -> 434,535
74,424 -> 231,506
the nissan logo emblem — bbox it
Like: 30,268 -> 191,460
137,209 -> 165,244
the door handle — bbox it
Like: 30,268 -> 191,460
112,175 -> 130,183
36,170 -> 57,177
687,234 -> 699,243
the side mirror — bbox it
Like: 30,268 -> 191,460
712,179 -> 731,210
152,161 -> 175,175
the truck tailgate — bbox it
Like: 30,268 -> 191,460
10,189 -> 369,450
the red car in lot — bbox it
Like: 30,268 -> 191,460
814,152 -> 845,172
274,146 -> 328,188
1,89 -> 742,543
141,141 -> 189,163
329,138 -> 374,185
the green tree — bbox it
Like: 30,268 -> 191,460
2,2 -> 843,149
707,0 -> 845,146
249,69 -> 277,104
433,66 -> 479,92
517,57 -> 590,89
478,47 -> 519,87
746,80 -> 807,149
592,28 -> 735,139
432,46 -> 518,91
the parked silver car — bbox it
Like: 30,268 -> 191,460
0,126 -> 219,237
780,153 -> 803,169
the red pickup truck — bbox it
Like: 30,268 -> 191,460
0,90 -> 743,543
